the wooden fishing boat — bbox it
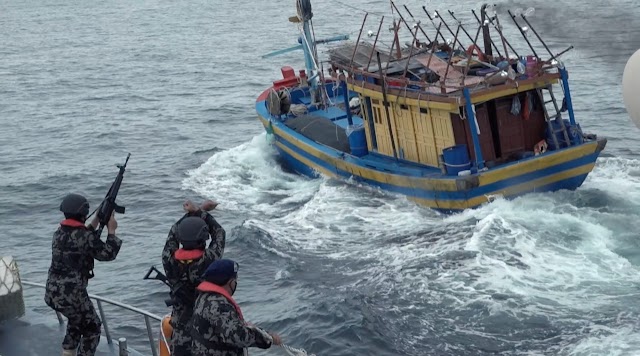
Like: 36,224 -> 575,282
256,0 -> 606,212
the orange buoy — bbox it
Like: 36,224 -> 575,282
466,44 -> 486,62
159,314 -> 173,356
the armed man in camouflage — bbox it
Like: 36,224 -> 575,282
190,259 -> 283,356
162,199 -> 226,356
45,193 -> 122,356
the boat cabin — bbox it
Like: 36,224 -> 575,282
323,6 -> 581,175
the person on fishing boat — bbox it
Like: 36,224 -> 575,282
45,193 -> 122,356
190,259 -> 282,356
162,199 -> 226,356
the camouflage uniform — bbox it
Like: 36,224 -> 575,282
162,210 -> 226,356
45,219 -> 122,356
190,292 -> 273,356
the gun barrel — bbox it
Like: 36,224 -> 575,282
96,153 -> 131,237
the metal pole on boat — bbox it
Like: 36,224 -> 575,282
376,51 -> 398,159
448,10 -> 497,59
118,338 -> 128,356
340,73 -> 354,126
441,24 -> 461,93
385,22 -> 399,70
433,10 -> 466,50
486,6 -> 512,60
350,13 -> 369,69
462,24 -> 484,86
298,0 -> 319,101
550,45 -> 574,62
96,300 -> 112,345
403,25 -> 420,78
144,315 -> 159,356
507,10 -> 539,58
474,9 -> 518,58
421,6 -> 447,43
390,1 -> 415,37
365,16 -> 385,71
462,88 -> 485,169
425,22 -> 442,71
400,3 -> 432,44
470,9 -> 499,58
519,13 -> 554,59
558,66 -> 576,125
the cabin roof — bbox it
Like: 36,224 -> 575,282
325,5 -> 569,104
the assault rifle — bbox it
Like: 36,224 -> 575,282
96,153 -> 130,237
144,266 -> 175,307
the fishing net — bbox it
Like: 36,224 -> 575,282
0,256 -> 26,321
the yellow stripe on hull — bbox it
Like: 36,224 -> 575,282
260,116 -> 599,193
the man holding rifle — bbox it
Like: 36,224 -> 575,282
45,154 -> 129,356
45,194 -> 122,356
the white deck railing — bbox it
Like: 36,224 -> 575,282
22,281 -> 168,356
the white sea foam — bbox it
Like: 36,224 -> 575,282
184,137 -> 640,354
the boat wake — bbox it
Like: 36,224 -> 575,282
183,136 -> 640,355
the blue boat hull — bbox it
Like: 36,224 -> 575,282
256,91 -> 607,213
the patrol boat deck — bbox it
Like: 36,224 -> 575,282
0,281 -> 165,356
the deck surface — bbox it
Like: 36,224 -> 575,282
0,310 -> 146,356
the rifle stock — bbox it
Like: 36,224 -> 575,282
96,153 -> 131,237
144,266 -> 174,306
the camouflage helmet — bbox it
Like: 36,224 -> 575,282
59,193 -> 90,216
176,216 -> 209,249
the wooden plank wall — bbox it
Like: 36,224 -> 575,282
366,97 -> 456,166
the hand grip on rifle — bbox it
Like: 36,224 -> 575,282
96,153 -> 130,237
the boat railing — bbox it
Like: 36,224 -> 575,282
21,280 -> 166,356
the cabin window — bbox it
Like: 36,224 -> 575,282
372,99 -> 380,105
400,104 -> 408,110
420,108 -> 428,114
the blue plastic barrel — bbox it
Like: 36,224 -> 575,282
442,144 -> 471,176
347,124 -> 368,157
